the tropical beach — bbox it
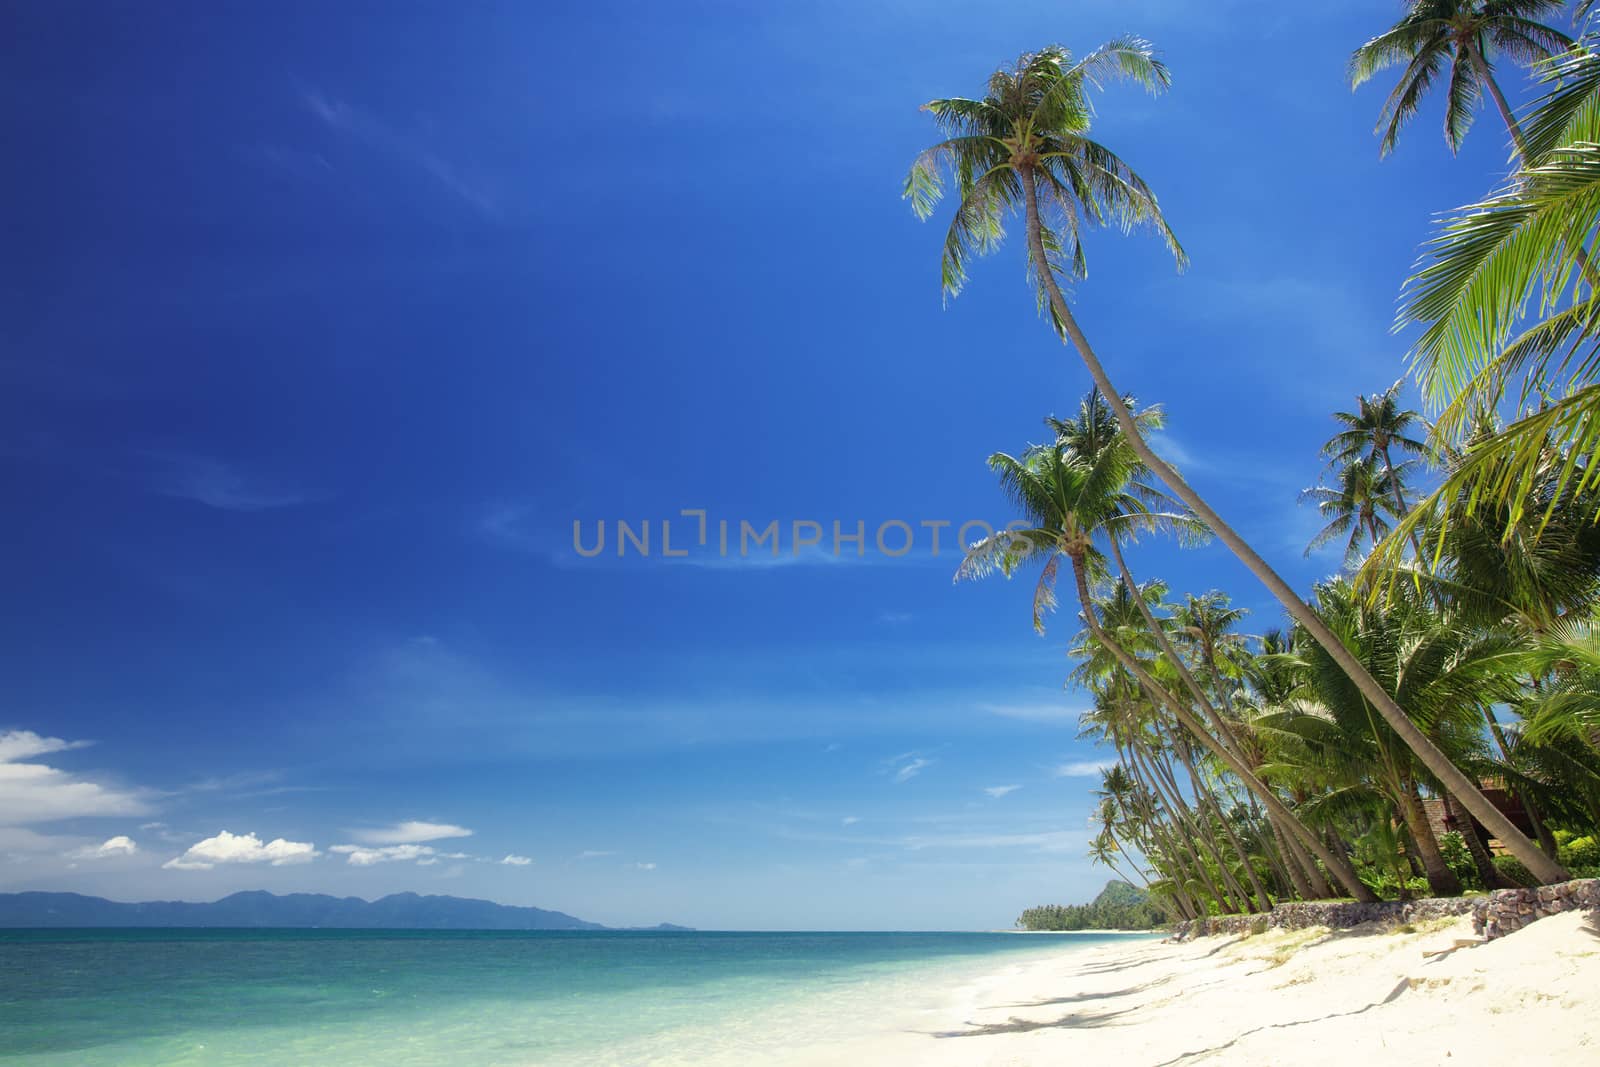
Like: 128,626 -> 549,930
7,0 -> 1600,1062
800,910 -> 1600,1067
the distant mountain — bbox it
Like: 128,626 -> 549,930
0,890 -> 611,930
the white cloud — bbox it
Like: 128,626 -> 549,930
903,830 -> 1082,852
163,830 -> 318,870
578,850 -> 615,859
889,751 -> 934,783
0,730 -> 92,763
330,844 -> 436,867
977,702 -> 1082,725
841,816 -> 861,826
68,835 -> 138,860
350,821 -> 473,845
0,730 -> 152,825
896,758 -> 934,783
634,862 -> 657,871
1054,759 -> 1115,778
983,785 -> 1021,799
500,854 -> 532,866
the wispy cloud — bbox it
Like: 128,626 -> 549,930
0,731 -> 93,763
578,849 -> 616,859
330,843 -> 439,866
977,702 -> 1082,725
163,830 -> 318,870
887,752 -> 934,784
1054,759 -> 1115,779
144,452 -> 317,513
500,854 -> 532,867
350,821 -> 473,845
300,88 -> 501,219
902,829 -> 1083,853
841,815 -> 861,826
633,861 -> 657,871
982,785 -> 1021,799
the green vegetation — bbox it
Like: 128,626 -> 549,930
1017,881 -> 1165,931
907,5 -> 1600,919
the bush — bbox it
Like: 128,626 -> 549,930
1493,854 -> 1540,888
1437,832 -> 1481,890
1558,835 -> 1600,869
1571,865 -> 1600,880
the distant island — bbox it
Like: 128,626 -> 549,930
0,891 -> 688,931
1016,880 -> 1165,932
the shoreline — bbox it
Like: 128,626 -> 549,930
751,910 -> 1598,1066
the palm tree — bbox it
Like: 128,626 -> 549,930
1385,28 -> 1600,564
956,394 -> 1378,900
1269,579 -> 1531,896
1324,382 -> 1433,508
1301,457 -> 1405,565
907,42 -> 1569,882
1349,0 -> 1572,159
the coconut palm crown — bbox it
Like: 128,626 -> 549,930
1350,0 -> 1572,158
903,40 -> 1186,304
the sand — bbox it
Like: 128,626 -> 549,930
787,911 -> 1600,1065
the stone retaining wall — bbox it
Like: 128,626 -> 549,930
1471,878 -> 1600,939
1169,878 -> 1600,942
1170,896 -> 1478,941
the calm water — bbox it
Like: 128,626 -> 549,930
0,929 -> 1139,1065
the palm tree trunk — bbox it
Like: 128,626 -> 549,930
1441,789 -> 1513,889
1132,746 -> 1231,912
1379,442 -> 1425,560
1272,821 -> 1318,900
1474,51 -> 1533,161
1482,705 -> 1561,859
1064,547 -> 1379,901
1399,779 -> 1462,896
1098,537 -> 1372,901
1104,543 -> 1274,910
1018,164 -> 1570,885
1135,745 -> 1239,912
1172,731 -> 1275,912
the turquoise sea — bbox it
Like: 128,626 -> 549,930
0,929 -> 1141,1065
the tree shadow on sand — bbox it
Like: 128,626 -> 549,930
926,1006 -> 1132,1037
999,984 -> 1146,1009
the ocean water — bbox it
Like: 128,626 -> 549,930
0,928 -> 1143,1065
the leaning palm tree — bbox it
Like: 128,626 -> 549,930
906,41 -> 1569,882
1349,0 -> 1572,159
956,396 -> 1378,900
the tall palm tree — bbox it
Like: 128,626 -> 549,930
906,41 -> 1569,882
1323,382 -> 1433,510
1349,0 -> 1572,159
957,395 -> 1378,900
1301,457 -> 1406,565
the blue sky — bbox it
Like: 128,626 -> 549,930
0,0 -> 1556,929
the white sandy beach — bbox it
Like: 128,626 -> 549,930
771,913 -> 1599,1066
